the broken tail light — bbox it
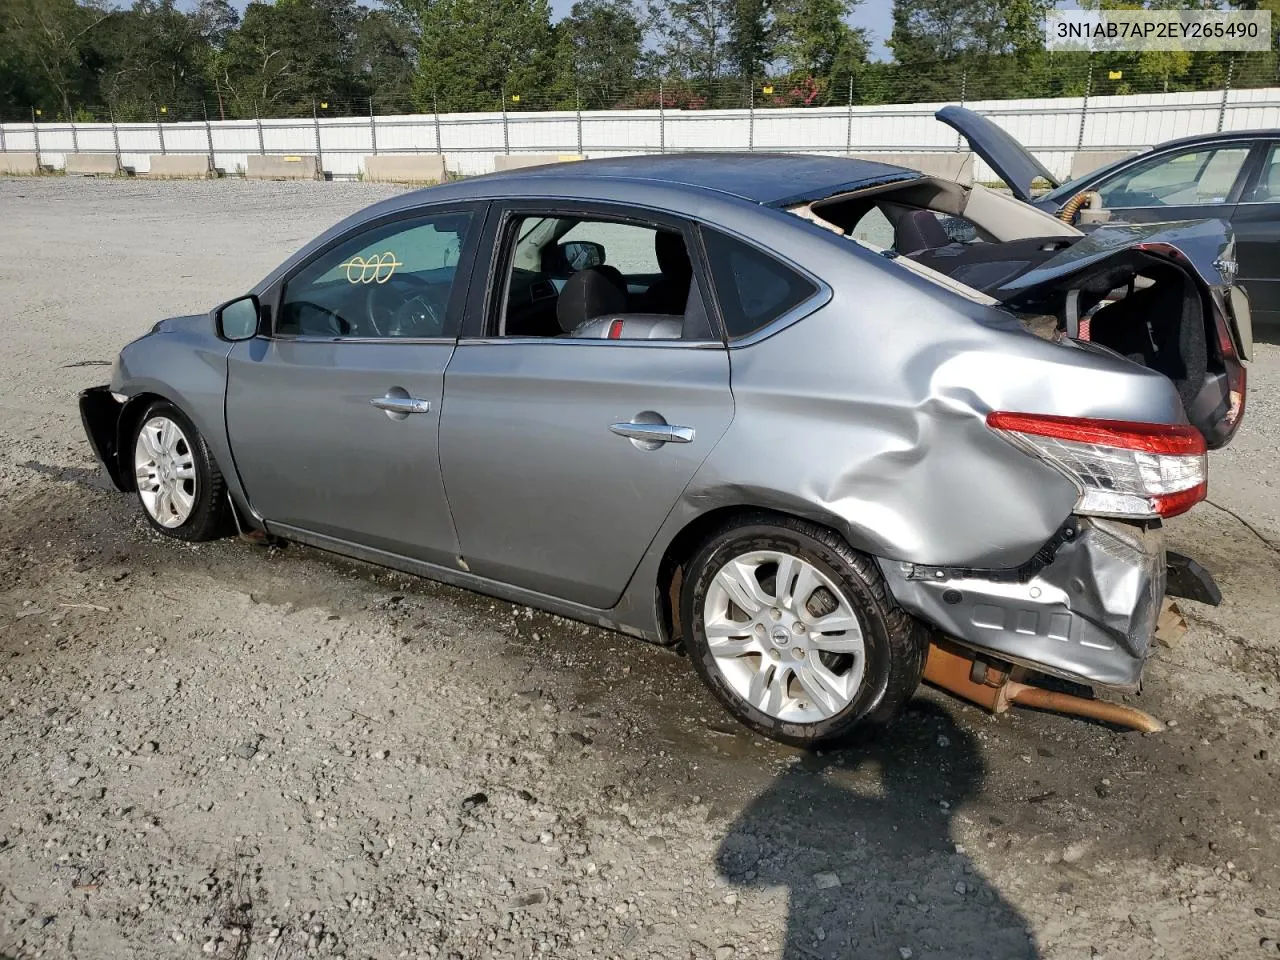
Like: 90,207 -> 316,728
986,412 -> 1207,519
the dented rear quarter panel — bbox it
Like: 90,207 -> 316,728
658,219 -> 1190,572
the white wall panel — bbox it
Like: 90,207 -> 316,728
4,86 -> 1276,184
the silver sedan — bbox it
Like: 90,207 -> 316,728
80,154 -> 1249,744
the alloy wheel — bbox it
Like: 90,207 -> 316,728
134,415 -> 197,528
702,549 -> 866,724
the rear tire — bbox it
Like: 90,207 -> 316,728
131,400 -> 230,542
681,513 -> 927,746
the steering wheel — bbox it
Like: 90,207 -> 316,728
364,273 -> 447,338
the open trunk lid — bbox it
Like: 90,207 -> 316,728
986,219 -> 1248,448
935,105 -> 1060,203
991,219 -> 1251,357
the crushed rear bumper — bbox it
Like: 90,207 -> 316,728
879,518 -> 1167,689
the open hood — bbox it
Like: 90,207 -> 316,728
936,105 -> 1060,203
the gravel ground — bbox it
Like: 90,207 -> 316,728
1,177 -> 1278,960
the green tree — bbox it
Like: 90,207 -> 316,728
554,0 -> 644,106
95,0 -> 215,119
725,0 -> 774,83
772,0 -> 868,98
193,0 -> 239,47
216,0 -> 366,116
646,0 -> 734,95
0,0 -> 110,118
354,7 -> 417,108
398,0 -> 556,112
885,0 -> 1055,101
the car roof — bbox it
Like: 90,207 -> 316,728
425,153 -> 923,208
258,153 -> 922,295
1139,128 -> 1280,153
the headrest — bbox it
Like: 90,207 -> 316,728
654,231 -> 692,279
556,267 -> 628,333
894,209 -> 950,255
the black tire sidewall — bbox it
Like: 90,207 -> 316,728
132,400 -> 224,542
682,521 -> 900,746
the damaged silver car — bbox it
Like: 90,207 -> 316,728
80,154 -> 1249,744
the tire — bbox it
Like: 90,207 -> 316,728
681,513 -> 927,747
131,400 -> 230,542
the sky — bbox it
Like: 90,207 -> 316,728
222,0 -> 898,59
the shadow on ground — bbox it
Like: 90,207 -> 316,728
716,701 -> 1039,960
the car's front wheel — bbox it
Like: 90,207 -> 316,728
681,514 -> 927,746
131,400 -> 229,541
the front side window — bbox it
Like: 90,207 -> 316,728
497,212 -> 714,341
278,211 -> 473,338
702,228 -> 818,340
1248,143 -> 1280,202
1097,147 -> 1250,209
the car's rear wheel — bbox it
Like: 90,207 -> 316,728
132,400 -> 229,542
681,514 -> 927,746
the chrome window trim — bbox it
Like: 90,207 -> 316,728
725,280 -> 833,349
456,336 -> 725,349
698,221 -> 834,349
267,335 -> 457,345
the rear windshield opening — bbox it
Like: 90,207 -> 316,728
790,192 -> 1222,409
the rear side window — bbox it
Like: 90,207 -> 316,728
702,229 -> 817,340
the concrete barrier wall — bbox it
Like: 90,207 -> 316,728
493,153 -> 583,171
64,154 -> 121,176
144,154 -> 214,179
363,154 -> 446,184
2,85 -> 1275,181
848,151 -> 975,185
0,152 -> 39,175
1069,149 -> 1143,180
245,154 -> 321,180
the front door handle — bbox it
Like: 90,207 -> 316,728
609,422 -> 695,444
370,395 -> 432,419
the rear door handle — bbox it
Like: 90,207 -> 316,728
370,396 -> 432,416
609,422 -> 695,444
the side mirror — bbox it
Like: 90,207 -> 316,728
559,240 -> 605,272
214,295 -> 260,342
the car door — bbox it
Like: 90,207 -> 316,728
438,202 -> 734,610
225,203 -> 486,566
1088,142 -> 1253,227
1227,140 -> 1280,331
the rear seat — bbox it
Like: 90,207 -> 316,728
570,314 -> 683,340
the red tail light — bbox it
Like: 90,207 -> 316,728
986,412 -> 1207,519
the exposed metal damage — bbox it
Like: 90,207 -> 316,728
880,518 -> 1166,690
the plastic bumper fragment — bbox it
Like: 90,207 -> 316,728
879,518 -> 1165,689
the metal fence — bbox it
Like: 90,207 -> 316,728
3,81 -> 1279,181
11,50 -> 1276,121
